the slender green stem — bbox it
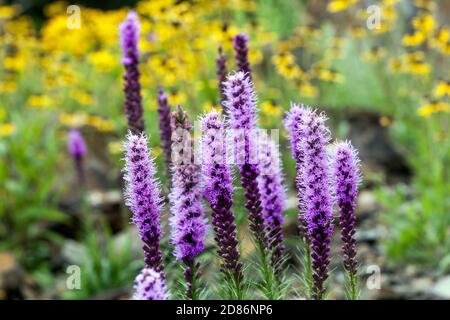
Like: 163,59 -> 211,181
345,270 -> 359,300
184,259 -> 201,300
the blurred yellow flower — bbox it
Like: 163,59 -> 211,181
402,32 -> 425,46
418,101 -> 449,117
27,95 -> 53,109
108,141 -> 122,155
327,0 -> 359,13
261,101 -> 282,116
434,81 -> 450,98
0,5 -> 17,19
299,82 -> 318,98
89,50 -> 117,72
0,81 -> 17,93
0,123 -> 16,137
70,90 -> 93,106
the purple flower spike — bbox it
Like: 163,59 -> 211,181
224,72 -> 265,247
201,111 -> 244,289
123,131 -> 163,271
284,103 -> 311,239
258,133 -> 286,271
132,267 -> 169,300
216,46 -> 228,116
157,86 -> 172,178
68,128 -> 87,183
119,11 -> 144,133
233,34 -> 252,81
300,110 -> 334,300
333,141 -> 361,297
169,106 -> 207,263
169,106 -> 207,299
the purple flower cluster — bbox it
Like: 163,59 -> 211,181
68,128 -> 87,183
233,34 -> 252,81
333,141 -> 360,277
201,111 -> 243,284
223,72 -> 266,246
133,267 -> 169,300
216,46 -> 228,116
119,11 -> 144,133
257,132 -> 286,270
123,132 -> 163,271
299,110 -> 334,300
284,103 -> 310,239
157,86 -> 172,177
169,106 -> 207,263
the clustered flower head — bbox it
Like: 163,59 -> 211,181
123,131 -> 163,271
257,132 -> 286,270
169,106 -> 207,263
333,141 -> 361,278
68,128 -> 87,183
233,34 -> 252,81
201,110 -> 243,288
119,11 -> 145,133
223,71 -> 266,247
299,109 -> 334,300
133,267 -> 169,300
284,103 -> 310,238
157,85 -> 172,177
216,46 -> 228,116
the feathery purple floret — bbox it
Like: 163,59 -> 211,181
300,110 -> 334,300
333,141 -> 360,276
216,46 -> 228,116
169,107 -> 207,263
258,133 -> 286,269
119,11 -> 144,133
201,111 -> 243,282
132,267 -> 169,300
157,86 -> 172,177
233,34 -> 252,81
224,71 -> 265,246
284,103 -> 310,238
123,132 -> 163,271
68,128 -> 87,183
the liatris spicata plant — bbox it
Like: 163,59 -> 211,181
123,132 -> 163,271
119,11 -> 145,133
333,141 -> 361,300
157,85 -> 172,179
233,34 -> 252,81
284,103 -> 310,239
201,110 -> 244,299
224,71 -> 265,248
299,109 -> 334,300
216,46 -> 228,116
132,267 -> 169,300
257,132 -> 286,274
224,72 -> 281,299
68,128 -> 87,184
169,106 -> 207,299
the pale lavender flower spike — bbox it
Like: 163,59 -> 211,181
132,267 -> 169,300
257,132 -> 286,271
299,109 -> 334,300
123,131 -> 163,271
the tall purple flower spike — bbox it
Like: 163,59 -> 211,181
233,34 -> 252,81
300,110 -> 334,300
284,103 -> 310,239
169,106 -> 207,299
68,128 -> 87,183
333,141 -> 361,292
132,267 -> 169,300
201,111 -> 244,288
119,11 -> 145,133
123,131 -> 163,271
157,86 -> 172,178
216,46 -> 228,116
224,71 -> 265,247
258,132 -> 286,271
